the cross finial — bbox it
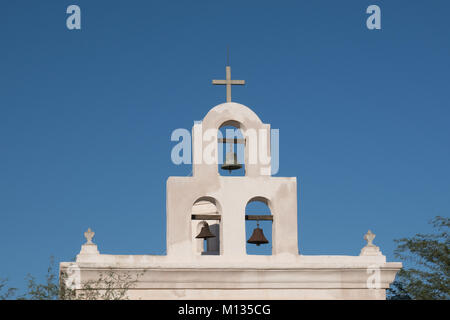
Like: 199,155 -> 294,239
364,230 -> 376,246
84,228 -> 95,244
212,65 -> 245,102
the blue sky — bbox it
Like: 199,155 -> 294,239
1,1 -> 449,292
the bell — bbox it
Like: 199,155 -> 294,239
247,224 -> 269,246
221,151 -> 242,173
196,222 -> 216,239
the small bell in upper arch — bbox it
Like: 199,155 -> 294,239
196,222 -> 216,239
247,222 -> 269,246
221,143 -> 242,173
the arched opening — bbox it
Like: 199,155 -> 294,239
245,197 -> 273,255
191,197 -> 221,255
218,122 -> 245,176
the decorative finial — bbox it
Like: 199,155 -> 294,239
364,230 -> 376,246
84,228 -> 95,244
360,229 -> 382,256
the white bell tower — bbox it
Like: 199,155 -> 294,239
167,100 -> 298,259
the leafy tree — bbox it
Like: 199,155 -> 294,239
0,278 -> 17,300
4,256 -> 142,300
67,270 -> 143,300
388,216 -> 449,300
18,256 -> 59,300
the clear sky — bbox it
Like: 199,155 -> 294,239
1,1 -> 449,292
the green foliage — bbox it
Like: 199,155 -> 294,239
54,259 -> 143,300
18,256 -> 59,300
388,216 -> 450,300
0,278 -> 17,300
67,270 -> 143,300
1,256 -> 141,300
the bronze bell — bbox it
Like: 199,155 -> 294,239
221,151 -> 242,173
196,222 -> 216,239
247,223 -> 269,246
